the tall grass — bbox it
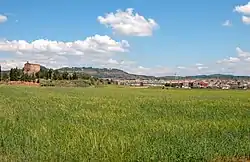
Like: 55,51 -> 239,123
0,86 -> 249,161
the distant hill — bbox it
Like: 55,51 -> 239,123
184,74 -> 250,80
159,74 -> 250,80
57,67 -> 157,80
57,67 -> 250,80
2,66 -> 250,80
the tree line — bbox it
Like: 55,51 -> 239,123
0,67 -> 94,82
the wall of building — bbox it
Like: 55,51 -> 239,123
23,62 -> 41,75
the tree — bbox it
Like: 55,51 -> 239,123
53,70 -> 60,80
62,71 -> 69,80
35,72 -> 40,79
16,68 -> 22,80
21,73 -> 31,82
47,69 -> 53,80
31,73 -> 36,82
72,72 -> 78,80
44,70 -> 49,80
10,68 -> 17,81
2,72 -> 9,81
90,77 -> 96,85
165,83 -> 171,87
8,67 -> 24,81
80,73 -> 91,80
39,69 -> 48,79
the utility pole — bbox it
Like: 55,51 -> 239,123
174,72 -> 177,80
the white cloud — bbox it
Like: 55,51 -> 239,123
222,20 -> 232,26
138,66 -> 150,70
0,35 -> 129,55
177,66 -> 186,69
98,8 -> 159,36
236,47 -> 250,57
242,15 -> 250,24
126,65 -> 173,76
234,2 -> 250,15
245,57 -> 250,62
195,63 -> 203,66
0,60 -> 24,70
0,14 -> 7,23
210,47 -> 250,75
217,57 -> 240,64
197,66 -> 208,70
107,58 -> 119,65
0,35 -> 129,69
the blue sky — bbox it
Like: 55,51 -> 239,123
0,0 -> 250,76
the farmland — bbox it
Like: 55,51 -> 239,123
0,86 -> 250,161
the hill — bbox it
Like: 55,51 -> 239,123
2,66 -> 250,80
57,67 -> 250,80
57,67 -> 157,80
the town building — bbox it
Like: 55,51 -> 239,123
23,61 -> 40,75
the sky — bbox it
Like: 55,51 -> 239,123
0,0 -> 250,76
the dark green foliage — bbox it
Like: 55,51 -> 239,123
5,66 -> 104,86
62,71 -> 69,80
72,72 -> 78,80
165,82 -> 171,87
52,70 -> 60,80
47,69 -> 53,80
9,67 -> 21,81
20,73 -> 31,82
35,72 -> 39,79
2,72 -> 9,81
79,73 -> 91,80
37,68 -> 50,79
31,73 -> 36,82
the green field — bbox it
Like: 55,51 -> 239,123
0,86 -> 250,161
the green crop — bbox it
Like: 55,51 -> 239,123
0,86 -> 249,161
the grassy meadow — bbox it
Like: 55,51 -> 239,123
0,85 -> 250,161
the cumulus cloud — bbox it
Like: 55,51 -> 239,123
216,47 -> 250,65
0,14 -> 7,23
236,47 -> 250,57
222,20 -> 232,26
210,47 -> 250,75
197,66 -> 208,70
0,35 -> 130,69
0,60 -> 24,70
125,65 -> 173,76
234,2 -> 250,15
195,63 -> 203,66
217,57 -> 240,64
177,66 -> 186,69
244,57 -> 250,62
242,15 -> 250,24
234,2 -> 250,24
0,35 -> 129,55
98,8 -> 159,36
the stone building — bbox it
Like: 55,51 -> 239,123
23,61 -> 40,75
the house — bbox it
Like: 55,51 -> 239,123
23,61 -> 40,75
198,81 -> 209,88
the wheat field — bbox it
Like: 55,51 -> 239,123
0,85 -> 250,161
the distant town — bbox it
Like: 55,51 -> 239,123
112,78 -> 250,90
1,61 -> 250,89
